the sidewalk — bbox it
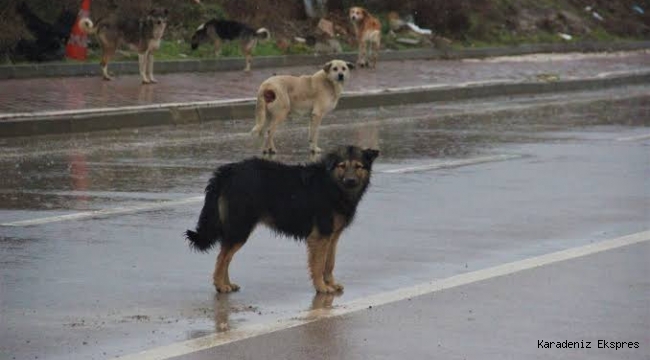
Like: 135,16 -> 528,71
1,50 -> 648,116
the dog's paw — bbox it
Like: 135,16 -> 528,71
228,283 -> 241,292
314,284 -> 337,294
148,78 -> 158,84
263,148 -> 277,155
215,284 -> 233,293
310,146 -> 323,154
328,282 -> 344,292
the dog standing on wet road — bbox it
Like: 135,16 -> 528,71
251,59 -> 354,154
185,146 -> 379,294
79,8 -> 168,83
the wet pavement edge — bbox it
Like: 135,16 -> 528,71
2,70 -> 649,138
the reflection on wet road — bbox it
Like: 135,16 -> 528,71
0,86 -> 649,360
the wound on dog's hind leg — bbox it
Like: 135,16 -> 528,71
263,90 -> 276,103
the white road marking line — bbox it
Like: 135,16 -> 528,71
115,230 -> 650,360
0,196 -> 203,227
379,154 -> 526,174
616,133 -> 650,142
0,155 -> 525,227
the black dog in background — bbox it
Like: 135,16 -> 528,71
190,18 -> 270,71
12,2 -> 76,62
185,146 -> 379,294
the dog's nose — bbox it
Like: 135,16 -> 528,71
343,178 -> 358,187
338,73 -> 344,81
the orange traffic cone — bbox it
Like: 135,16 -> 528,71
66,0 -> 91,61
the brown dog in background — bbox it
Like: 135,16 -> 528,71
349,6 -> 381,68
79,8 -> 168,84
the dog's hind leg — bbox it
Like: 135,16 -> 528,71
356,35 -> 366,67
213,242 -> 244,293
307,236 -> 335,293
323,230 -> 344,291
370,36 -> 380,69
223,242 -> 244,291
100,47 -> 116,81
212,37 -> 222,57
251,94 -> 268,137
241,39 -> 256,72
263,111 -> 286,155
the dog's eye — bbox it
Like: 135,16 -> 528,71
333,67 -> 338,71
354,163 -> 364,169
342,67 -> 347,71
337,162 -> 346,169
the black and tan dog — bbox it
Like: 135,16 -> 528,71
185,146 -> 379,294
190,19 -> 270,72
79,8 -> 168,83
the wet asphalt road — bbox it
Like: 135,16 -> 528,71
1,86 -> 649,360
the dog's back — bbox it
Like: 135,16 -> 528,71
186,146 -> 379,250
212,19 -> 256,40
191,19 -> 270,48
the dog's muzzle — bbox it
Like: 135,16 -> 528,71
343,178 -> 359,188
338,73 -> 345,82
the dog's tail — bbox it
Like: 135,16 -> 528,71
255,27 -> 271,41
78,18 -> 96,34
251,84 -> 275,137
185,173 -> 224,252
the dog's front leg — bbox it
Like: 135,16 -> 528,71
307,236 -> 335,293
146,51 -> 157,83
308,112 -> 324,153
323,230 -> 344,291
138,52 -> 151,84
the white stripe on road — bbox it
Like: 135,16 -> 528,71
1,155 -> 524,227
0,196 -> 204,227
379,154 -> 525,174
115,230 -> 650,360
616,133 -> 650,142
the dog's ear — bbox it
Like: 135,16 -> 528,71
324,153 -> 340,172
322,61 -> 333,73
346,62 -> 355,70
362,148 -> 380,165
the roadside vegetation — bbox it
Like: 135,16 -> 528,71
1,0 -> 648,64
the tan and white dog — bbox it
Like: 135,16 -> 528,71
251,60 -> 354,154
349,6 -> 381,68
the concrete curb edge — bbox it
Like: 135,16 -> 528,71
2,71 -> 649,138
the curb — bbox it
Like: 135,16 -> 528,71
2,71 -> 649,138
1,41 -> 649,80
